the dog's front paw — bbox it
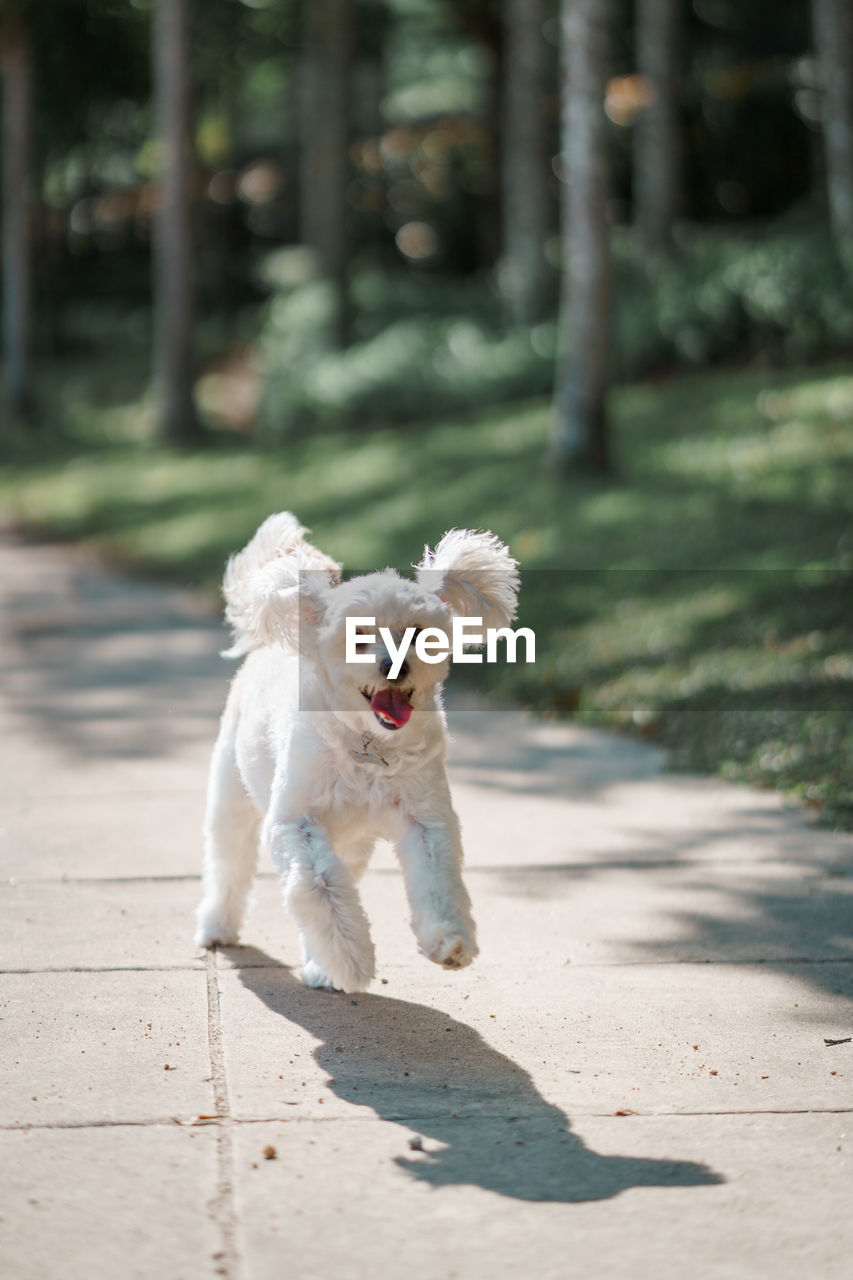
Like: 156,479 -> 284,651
301,946 -> 375,994
326,949 -> 375,993
300,958 -> 372,993
301,960 -> 338,991
194,903 -> 240,949
419,922 -> 478,971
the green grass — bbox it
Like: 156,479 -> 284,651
2,354 -> 851,827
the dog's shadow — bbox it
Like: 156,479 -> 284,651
229,947 -> 723,1203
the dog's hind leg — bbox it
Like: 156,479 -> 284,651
195,733 -> 260,948
266,819 -> 375,993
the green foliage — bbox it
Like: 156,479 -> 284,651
32,0 -> 150,162
614,215 -> 853,377
256,213 -> 853,437
255,251 -> 555,434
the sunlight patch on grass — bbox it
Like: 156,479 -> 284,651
661,412 -> 853,495
589,643 -> 845,718
545,582 -> 747,682
129,507 -> 257,570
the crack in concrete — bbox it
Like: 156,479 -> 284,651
3,1105 -> 852,1133
205,948 -> 240,1280
0,965 -> 204,974
7,856 -> 851,887
3,955 -> 851,976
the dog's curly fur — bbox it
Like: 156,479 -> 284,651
195,512 -> 519,992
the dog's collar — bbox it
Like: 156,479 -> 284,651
348,731 -> 389,768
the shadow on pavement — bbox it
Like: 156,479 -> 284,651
1,543 -> 228,759
230,945 -> 724,1203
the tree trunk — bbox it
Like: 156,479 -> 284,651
298,0 -> 324,252
550,0 -> 611,473
812,0 -> 853,252
152,0 -> 201,442
633,0 -> 679,256
501,0 -> 549,325
299,0 -> 354,349
1,13 -> 34,421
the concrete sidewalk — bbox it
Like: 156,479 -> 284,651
1,531 -> 851,1280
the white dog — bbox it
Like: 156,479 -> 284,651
195,512 -> 519,992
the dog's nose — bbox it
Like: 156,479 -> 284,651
379,656 -> 409,682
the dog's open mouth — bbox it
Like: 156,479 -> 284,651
362,687 -> 413,730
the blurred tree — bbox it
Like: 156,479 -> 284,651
299,0 -> 354,348
1,5 -> 34,419
678,0 -> 811,221
151,0 -> 201,442
447,0 -> 504,265
501,0 -> 549,324
299,0 -> 325,250
633,0 -> 679,254
811,0 -> 853,253
551,0 -> 611,472
32,0 -> 149,162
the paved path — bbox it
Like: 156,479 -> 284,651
1,532 -> 851,1279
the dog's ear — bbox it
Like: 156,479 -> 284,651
222,566 -> 332,656
416,529 -> 519,631
221,513 -> 341,658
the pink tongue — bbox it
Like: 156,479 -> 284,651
370,688 -> 412,728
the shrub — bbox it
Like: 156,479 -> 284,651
255,212 -> 853,437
